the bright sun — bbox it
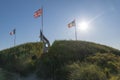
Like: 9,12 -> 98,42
78,21 -> 89,31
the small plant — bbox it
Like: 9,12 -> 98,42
68,63 -> 107,80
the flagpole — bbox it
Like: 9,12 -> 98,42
14,29 -> 16,46
75,20 -> 77,40
41,6 -> 44,42
14,32 -> 16,46
75,25 -> 77,40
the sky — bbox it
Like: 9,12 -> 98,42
0,0 -> 120,50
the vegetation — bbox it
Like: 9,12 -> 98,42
86,53 -> 120,79
0,68 -> 17,80
37,40 -> 120,80
67,63 -> 107,80
86,53 -> 120,74
0,42 -> 43,76
0,40 -> 120,80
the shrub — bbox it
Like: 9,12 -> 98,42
37,40 -> 120,80
86,53 -> 120,74
68,63 -> 107,80
0,42 -> 43,76
0,68 -> 16,80
110,75 -> 120,80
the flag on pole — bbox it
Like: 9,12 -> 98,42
10,29 -> 16,35
34,8 -> 42,18
68,20 -> 77,40
68,20 -> 76,28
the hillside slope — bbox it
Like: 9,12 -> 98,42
37,40 -> 120,80
50,40 -> 120,55
48,40 -> 120,63
0,40 -> 120,80
0,42 -> 43,76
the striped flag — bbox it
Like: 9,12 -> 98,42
34,8 -> 42,18
10,29 -> 16,35
68,20 -> 76,28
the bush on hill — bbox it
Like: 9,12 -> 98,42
37,40 -> 120,80
0,68 -> 17,80
0,40 -> 120,80
0,42 -> 43,76
86,53 -> 120,78
67,63 -> 107,80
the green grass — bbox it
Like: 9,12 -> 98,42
37,40 -> 120,80
0,42 -> 43,76
0,40 -> 120,80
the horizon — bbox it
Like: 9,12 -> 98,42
0,40 -> 119,51
0,0 -> 120,50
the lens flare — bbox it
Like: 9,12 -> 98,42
78,21 -> 88,31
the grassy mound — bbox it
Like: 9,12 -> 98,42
37,40 -> 120,80
0,42 -> 43,76
0,40 -> 120,80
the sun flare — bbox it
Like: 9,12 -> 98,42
78,21 -> 89,31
